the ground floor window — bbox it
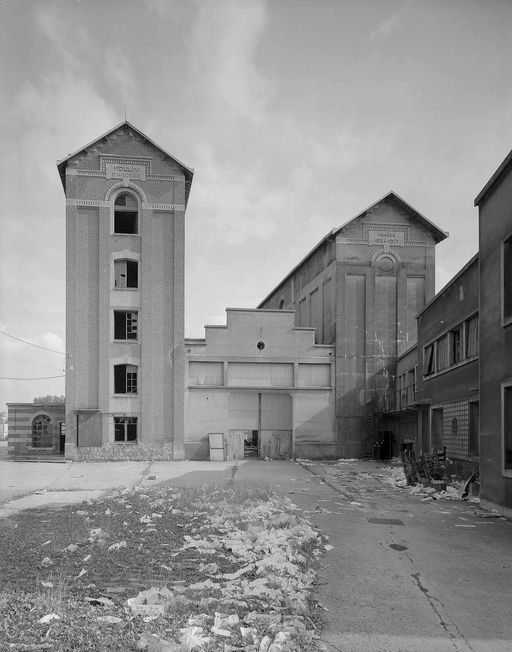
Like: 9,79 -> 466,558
32,415 -> 53,448
503,385 -> 512,470
114,417 -> 137,442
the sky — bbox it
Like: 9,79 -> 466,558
1,0 -> 511,413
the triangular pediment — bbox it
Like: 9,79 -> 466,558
57,121 -> 194,204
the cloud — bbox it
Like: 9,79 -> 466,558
187,0 -> 273,123
369,0 -> 415,40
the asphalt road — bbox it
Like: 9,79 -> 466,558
231,460 -> 512,652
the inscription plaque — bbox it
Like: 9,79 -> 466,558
368,230 -> 405,246
105,162 -> 146,181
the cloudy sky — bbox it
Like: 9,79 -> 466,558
1,0 -> 511,412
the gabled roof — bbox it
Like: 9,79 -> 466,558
334,191 -> 448,244
57,120 -> 194,206
257,191 -> 448,307
474,147 -> 512,206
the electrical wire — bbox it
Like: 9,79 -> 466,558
0,330 -> 65,354
0,374 -> 65,380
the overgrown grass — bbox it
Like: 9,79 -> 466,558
0,483 -> 325,651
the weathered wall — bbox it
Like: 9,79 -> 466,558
478,163 -> 512,513
184,309 -> 335,459
63,124 -> 190,460
7,403 -> 65,456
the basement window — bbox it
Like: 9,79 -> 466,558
114,259 -> 138,288
114,417 -> 137,442
114,364 -> 138,394
114,193 -> 138,234
114,311 -> 138,340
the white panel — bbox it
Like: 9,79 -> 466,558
228,363 -> 293,387
297,364 -> 331,387
261,393 -> 292,430
189,361 -> 223,385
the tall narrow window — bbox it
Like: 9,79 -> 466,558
436,334 -> 448,371
466,315 -> 478,357
504,385 -> 512,470
450,325 -> 463,364
424,344 -> 435,376
114,311 -> 138,340
114,417 -> 137,442
114,364 -> 138,394
114,260 -> 138,288
114,193 -> 138,234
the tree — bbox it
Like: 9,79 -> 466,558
33,395 -> 65,404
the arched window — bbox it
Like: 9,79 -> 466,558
114,193 -> 138,234
279,299 -> 285,309
32,415 -> 53,448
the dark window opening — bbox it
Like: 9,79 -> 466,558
114,364 -> 138,394
278,299 -> 285,309
114,417 -> 137,442
424,344 -> 435,376
114,260 -> 138,288
504,386 -> 512,469
114,193 -> 138,234
114,311 -> 138,340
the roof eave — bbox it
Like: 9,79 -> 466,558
56,120 -> 194,205
474,148 -> 512,206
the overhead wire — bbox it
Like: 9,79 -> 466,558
0,330 -> 65,354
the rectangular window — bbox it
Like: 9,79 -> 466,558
450,325 -> 463,364
114,417 -> 137,442
114,260 -> 138,288
504,236 -> 512,321
436,334 -> 448,371
297,363 -> 331,387
189,361 -> 223,385
424,343 -> 435,376
466,315 -> 478,357
114,364 -> 138,394
114,311 -> 138,340
228,362 -> 293,387
114,211 -> 137,234
503,385 -> 512,470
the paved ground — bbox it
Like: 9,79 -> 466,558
1,452 -> 511,651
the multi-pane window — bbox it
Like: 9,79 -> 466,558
114,311 -> 138,340
114,193 -> 138,234
32,415 -> 53,448
114,259 -> 138,288
114,417 -> 137,442
114,364 -> 138,394
424,314 -> 478,378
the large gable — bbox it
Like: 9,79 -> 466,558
57,121 -> 194,205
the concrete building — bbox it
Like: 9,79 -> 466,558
475,148 -> 512,518
7,403 -> 65,459
184,309 -> 335,460
380,254 -> 479,472
57,121 -> 193,461
258,192 -> 447,458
